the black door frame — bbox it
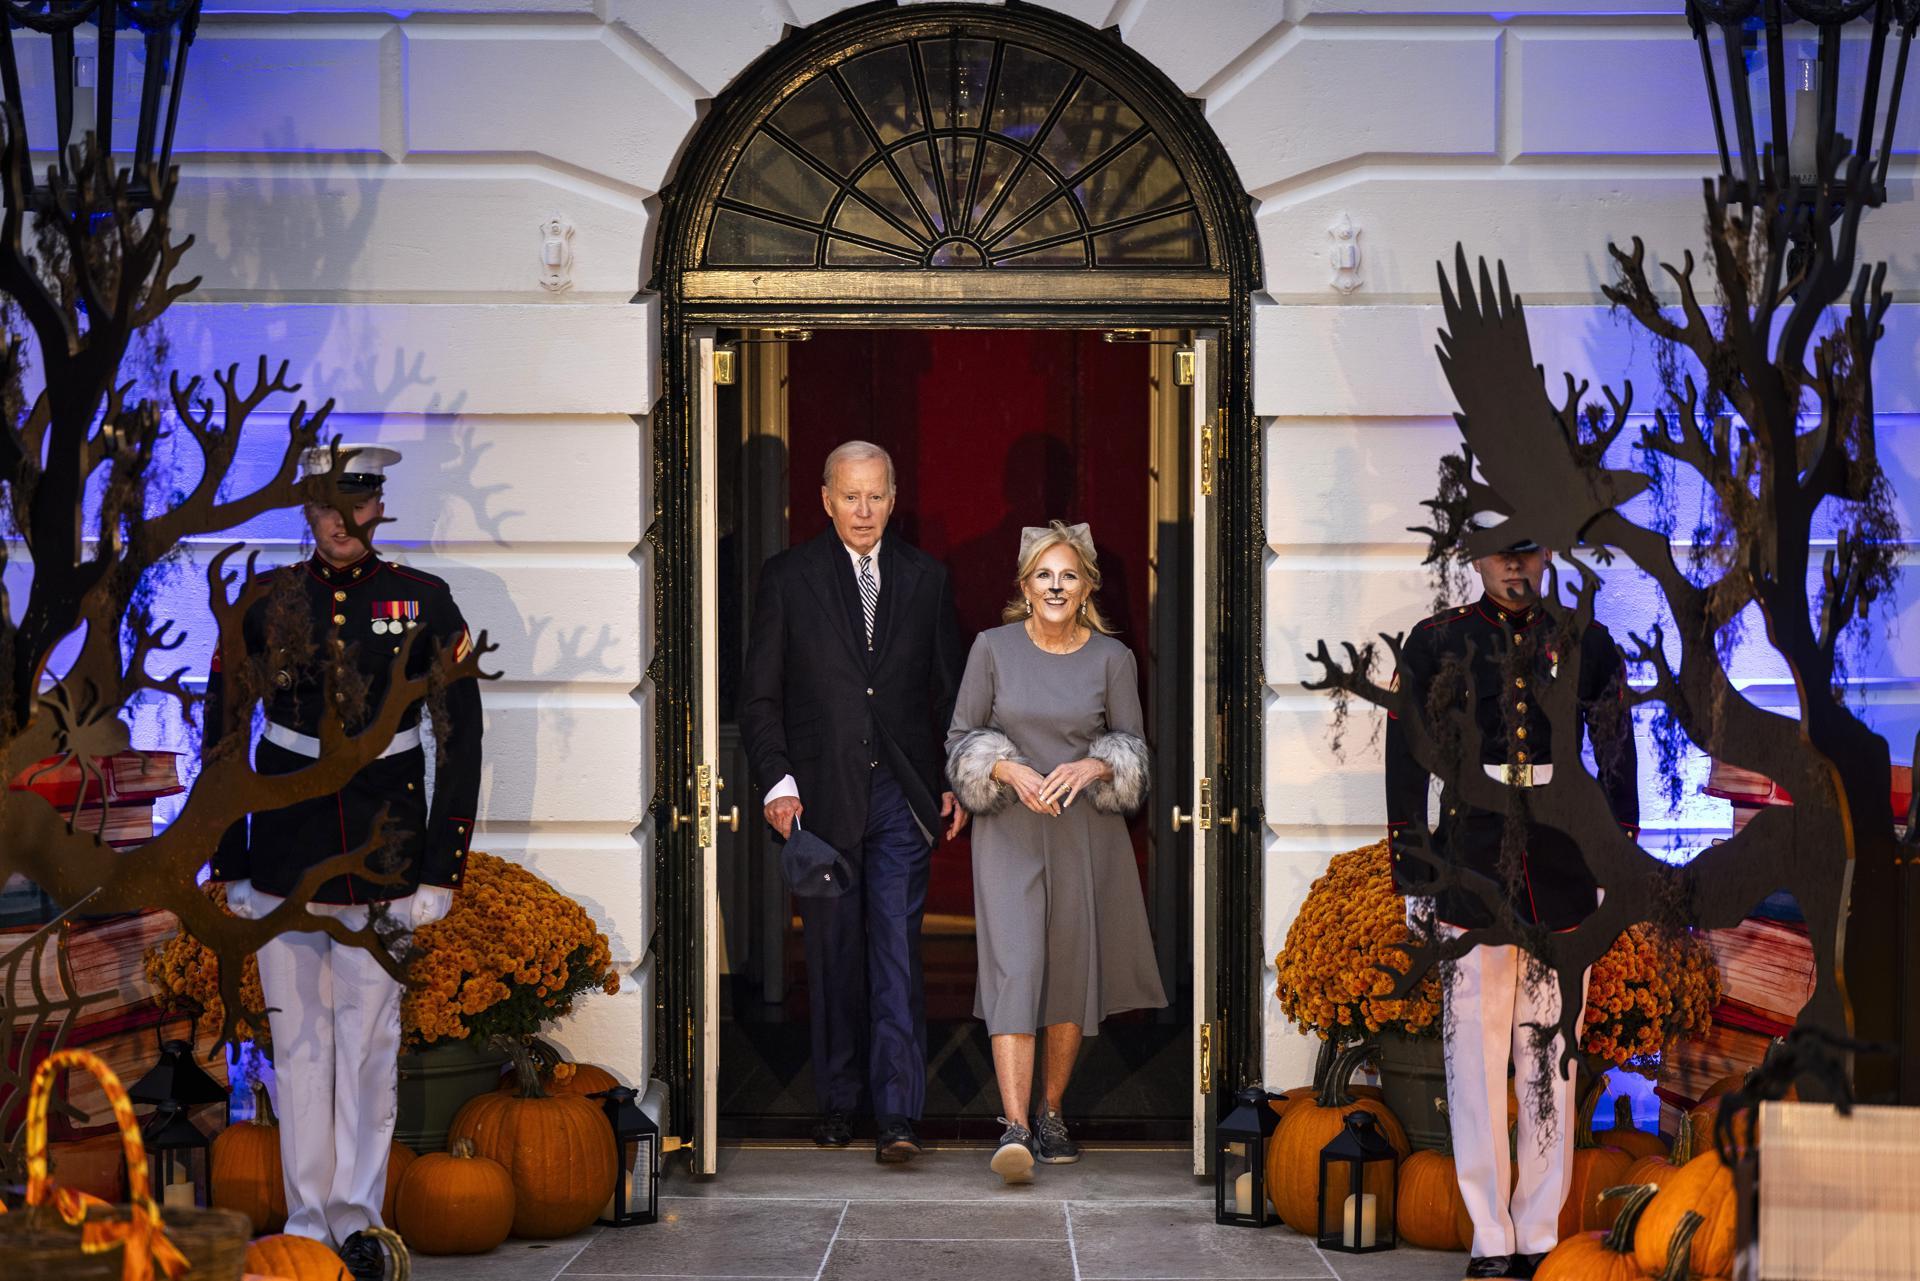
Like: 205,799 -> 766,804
645,1 -> 1267,1149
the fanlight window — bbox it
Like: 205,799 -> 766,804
708,36 -> 1208,270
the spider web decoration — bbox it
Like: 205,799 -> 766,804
1305,123 -> 1917,1103
0,118 -> 499,1181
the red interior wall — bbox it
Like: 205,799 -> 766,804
786,329 -> 1150,918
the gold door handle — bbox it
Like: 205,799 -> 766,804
1223,808 -> 1241,835
721,806 -> 740,833
1171,806 -> 1191,831
670,806 -> 692,830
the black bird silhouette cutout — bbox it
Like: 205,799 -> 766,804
1436,245 -> 1650,558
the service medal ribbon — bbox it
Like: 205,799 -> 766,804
371,600 -> 420,635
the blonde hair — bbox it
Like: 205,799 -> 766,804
1002,520 -> 1116,634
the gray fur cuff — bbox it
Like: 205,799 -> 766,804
1087,731 -> 1150,815
947,729 -> 1025,816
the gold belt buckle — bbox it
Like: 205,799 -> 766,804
1503,762 -> 1534,788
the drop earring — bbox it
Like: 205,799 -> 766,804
1025,598 -> 1033,616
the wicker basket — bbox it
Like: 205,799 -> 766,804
0,1203 -> 251,1280
0,1047 -> 251,1281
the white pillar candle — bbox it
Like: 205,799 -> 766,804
1233,1170 -> 1254,1218
1342,1191 -> 1377,1248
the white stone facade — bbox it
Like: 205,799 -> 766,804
140,0 -> 1920,1099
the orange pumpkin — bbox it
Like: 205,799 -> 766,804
382,1139 -> 417,1226
1697,1072 -> 1746,1104
395,1136 -> 516,1255
548,1062 -> 620,1098
244,1233 -> 350,1280
1686,1083 -> 1795,1159
450,1078 -> 615,1239
1602,1094 -> 1669,1161
1559,1080 -> 1636,1236
1264,1044 -> 1409,1235
212,1087 -> 287,1234
1262,1047 -> 1383,1208
496,1051 -> 622,1099
1395,1147 -> 1467,1249
1634,1149 -> 1737,1279
1535,1183 -> 1661,1281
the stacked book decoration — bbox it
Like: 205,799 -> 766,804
1655,759 -> 1913,1113
2,750 -> 227,1139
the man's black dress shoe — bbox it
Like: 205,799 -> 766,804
338,1230 -> 386,1281
812,1111 -> 853,1147
874,1116 -> 922,1163
1510,1253 -> 1548,1280
1463,1256 -> 1518,1280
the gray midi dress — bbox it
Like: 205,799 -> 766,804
946,623 -> 1168,1036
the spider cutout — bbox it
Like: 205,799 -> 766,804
26,679 -> 134,836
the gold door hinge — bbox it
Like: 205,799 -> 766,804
1200,420 -> 1215,497
1198,1020 -> 1213,1094
1175,347 -> 1195,386
713,347 -> 737,386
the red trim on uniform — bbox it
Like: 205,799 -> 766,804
209,649 -> 222,674
1522,845 -> 1542,923
306,550 -> 377,587
384,564 -> 441,587
1416,613 -> 1461,632
1476,601 -> 1540,631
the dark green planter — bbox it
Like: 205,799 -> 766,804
396,1039 -> 509,1152
1374,1029 -> 1450,1151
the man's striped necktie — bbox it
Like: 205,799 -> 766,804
858,554 -> 878,646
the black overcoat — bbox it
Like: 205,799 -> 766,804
742,529 -> 965,855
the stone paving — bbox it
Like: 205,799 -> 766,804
406,1145 -> 1470,1281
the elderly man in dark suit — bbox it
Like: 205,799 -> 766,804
744,440 -> 966,1162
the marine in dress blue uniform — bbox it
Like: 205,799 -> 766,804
202,445 -> 482,1280
1384,537 -> 1638,1281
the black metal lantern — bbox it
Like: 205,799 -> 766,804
1685,0 -> 1919,220
127,1033 -> 229,1114
139,1103 -> 211,1208
591,1085 -> 658,1227
0,0 -> 205,212
1213,1088 -> 1279,1227
1316,1110 -> 1398,1255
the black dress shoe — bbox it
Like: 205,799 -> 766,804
337,1230 -> 386,1281
1510,1253 -> 1549,1280
1464,1257 -> 1517,1280
813,1111 -> 853,1147
874,1116 -> 922,1163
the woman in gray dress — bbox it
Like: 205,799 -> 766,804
945,521 -> 1166,1185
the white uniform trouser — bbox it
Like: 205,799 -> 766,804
254,891 -> 410,1246
1436,919 -> 1590,1259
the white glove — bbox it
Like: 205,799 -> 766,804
411,885 -> 454,927
225,880 -> 257,920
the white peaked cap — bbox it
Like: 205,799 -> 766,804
300,443 -> 403,487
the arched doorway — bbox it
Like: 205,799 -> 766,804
649,2 -> 1265,1175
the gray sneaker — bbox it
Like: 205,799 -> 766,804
990,1119 -> 1035,1185
1034,1108 -> 1080,1164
